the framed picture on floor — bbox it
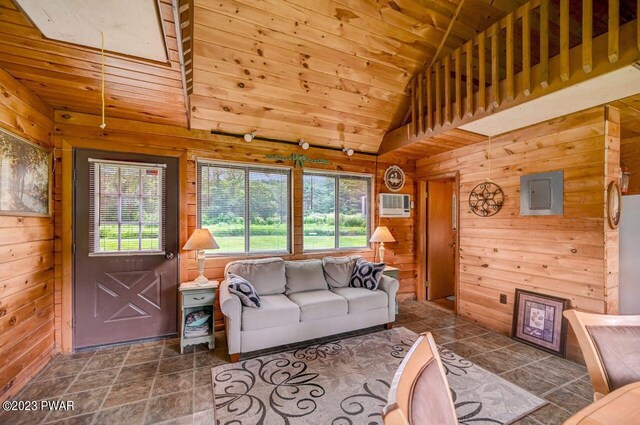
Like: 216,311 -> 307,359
511,289 -> 569,358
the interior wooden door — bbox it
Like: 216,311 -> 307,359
427,180 -> 456,300
73,149 -> 179,349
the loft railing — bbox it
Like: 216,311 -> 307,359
403,0 -> 638,138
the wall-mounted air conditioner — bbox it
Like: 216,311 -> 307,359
380,193 -> 411,217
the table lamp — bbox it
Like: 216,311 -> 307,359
370,226 -> 395,263
183,229 -> 219,285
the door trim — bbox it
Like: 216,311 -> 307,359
417,171 -> 460,314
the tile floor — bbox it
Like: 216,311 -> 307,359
1,300 -> 592,425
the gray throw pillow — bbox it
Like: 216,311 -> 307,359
225,257 -> 286,295
227,273 -> 261,308
323,256 -> 357,288
285,260 -> 328,294
349,259 -> 385,291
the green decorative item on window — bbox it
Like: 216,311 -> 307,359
266,153 -> 331,168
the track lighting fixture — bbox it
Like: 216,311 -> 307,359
343,147 -> 354,156
299,139 -> 309,150
244,132 -> 256,142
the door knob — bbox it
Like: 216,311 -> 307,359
165,252 -> 175,260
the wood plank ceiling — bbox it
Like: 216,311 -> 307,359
187,0 -> 528,153
0,0 -> 187,127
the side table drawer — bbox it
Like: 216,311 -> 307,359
383,270 -> 399,280
183,291 -> 215,307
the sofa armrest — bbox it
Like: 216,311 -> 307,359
219,280 -> 242,356
379,275 -> 399,323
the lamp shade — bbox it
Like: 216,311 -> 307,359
369,226 -> 396,243
183,228 -> 219,250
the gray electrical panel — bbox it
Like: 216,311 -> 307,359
520,171 -> 564,216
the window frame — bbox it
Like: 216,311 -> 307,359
302,169 -> 374,253
196,159 -> 293,256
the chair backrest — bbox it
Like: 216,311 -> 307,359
383,332 -> 458,425
564,309 -> 640,398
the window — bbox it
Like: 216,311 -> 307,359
89,159 -> 166,254
303,171 -> 372,251
197,161 -> 291,254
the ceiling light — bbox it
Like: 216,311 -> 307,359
244,132 -> 256,142
343,147 -> 354,156
299,139 -> 309,150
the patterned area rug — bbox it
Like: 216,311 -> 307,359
211,327 -> 546,424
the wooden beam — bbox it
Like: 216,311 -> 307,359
522,3 -> 531,96
560,0 -> 570,81
506,13 -> 514,100
540,0 -> 549,88
491,23 -> 500,108
478,32 -> 486,110
455,48 -> 462,119
609,0 -> 619,63
418,72 -> 425,133
444,55 -> 451,123
428,0 -> 466,68
435,61 -> 442,126
411,77 -> 417,136
426,68 -> 433,130
583,0 -> 593,73
466,40 -> 473,116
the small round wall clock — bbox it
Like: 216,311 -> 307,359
384,166 -> 405,192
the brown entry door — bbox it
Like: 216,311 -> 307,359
427,180 -> 456,300
74,149 -> 179,349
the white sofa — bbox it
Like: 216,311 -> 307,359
219,256 -> 399,361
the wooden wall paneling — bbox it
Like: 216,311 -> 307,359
604,106 -> 620,314
52,111 -> 417,336
0,68 -> 55,402
416,106 -> 612,362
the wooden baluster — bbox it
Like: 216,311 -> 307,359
478,32 -> 486,110
466,40 -> 474,116
455,48 -> 462,119
638,0 -> 640,53
506,14 -> 514,100
522,3 -> 531,96
582,0 -> 593,72
609,0 -> 619,63
540,0 -> 549,88
560,0 -> 569,81
435,61 -> 442,127
411,77 -> 417,136
426,67 -> 433,130
491,24 -> 500,108
418,72 -> 424,133
444,55 -> 451,123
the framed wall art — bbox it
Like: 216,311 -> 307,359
512,289 -> 569,357
0,126 -> 52,217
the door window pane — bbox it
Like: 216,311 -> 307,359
89,160 -> 165,254
197,162 -> 291,255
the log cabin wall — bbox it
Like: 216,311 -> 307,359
0,68 -> 55,401
416,106 -> 620,362
52,111 -> 417,341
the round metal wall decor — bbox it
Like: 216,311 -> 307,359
469,181 -> 504,217
384,165 -> 405,192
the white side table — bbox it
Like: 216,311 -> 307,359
179,280 -> 219,354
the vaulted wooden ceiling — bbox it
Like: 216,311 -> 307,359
0,0 -> 187,127
187,0 -> 529,153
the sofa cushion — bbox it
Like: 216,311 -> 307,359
287,290 -> 348,322
349,259 -> 385,290
285,260 -> 328,294
227,273 -> 261,308
323,256 -> 358,288
226,257 -> 286,296
242,294 -> 300,331
331,287 -> 388,314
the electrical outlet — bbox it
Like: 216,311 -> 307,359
500,294 -> 507,304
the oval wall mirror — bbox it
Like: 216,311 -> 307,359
607,181 -> 622,229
